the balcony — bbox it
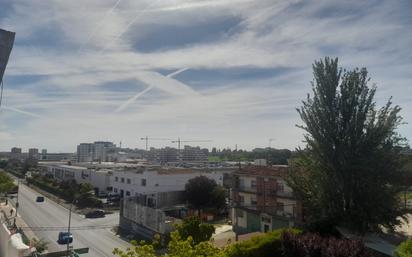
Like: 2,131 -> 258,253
235,186 -> 257,194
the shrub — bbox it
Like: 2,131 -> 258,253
281,231 -> 373,257
225,229 -> 301,257
395,240 -> 412,257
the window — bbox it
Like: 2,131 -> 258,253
121,177 -> 125,183
115,177 -> 118,182
126,191 -> 130,196
239,195 -> 245,204
141,179 -> 146,186
251,180 -> 257,189
113,188 -> 118,193
276,202 -> 284,211
126,178 -> 131,184
276,182 -> 284,192
251,196 -> 257,206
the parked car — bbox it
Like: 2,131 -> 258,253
96,191 -> 108,198
85,209 -> 105,218
36,196 -> 44,202
57,232 -> 73,245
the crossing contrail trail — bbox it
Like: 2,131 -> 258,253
114,68 -> 192,112
99,0 -> 162,54
79,0 -> 123,53
166,67 -> 189,78
115,85 -> 154,112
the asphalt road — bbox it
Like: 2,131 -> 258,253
14,183 -> 131,257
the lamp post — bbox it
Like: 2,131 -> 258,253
14,179 -> 21,226
67,198 -> 77,256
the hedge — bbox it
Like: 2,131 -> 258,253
395,240 -> 412,257
225,229 -> 301,257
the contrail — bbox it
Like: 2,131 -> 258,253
79,0 -> 123,53
2,106 -> 42,118
99,0 -> 161,54
115,85 -> 154,112
114,68 -> 191,112
166,67 -> 189,78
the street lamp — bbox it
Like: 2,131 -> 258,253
66,198 -> 77,256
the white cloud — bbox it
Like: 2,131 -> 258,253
0,0 -> 410,152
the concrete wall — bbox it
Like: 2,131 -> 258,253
0,223 -> 31,257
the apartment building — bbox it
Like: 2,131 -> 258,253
231,165 -> 302,234
28,148 -> 39,159
181,145 -> 208,162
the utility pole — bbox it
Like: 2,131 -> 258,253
267,138 -> 275,166
14,179 -> 20,226
67,199 -> 76,256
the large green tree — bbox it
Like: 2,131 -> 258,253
0,171 -> 15,193
176,216 -> 215,245
289,57 -> 407,233
185,176 -> 226,214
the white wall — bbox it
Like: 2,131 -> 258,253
0,223 -> 31,257
111,170 -> 224,197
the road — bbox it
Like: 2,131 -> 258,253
14,183 -> 131,257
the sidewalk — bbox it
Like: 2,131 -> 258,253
0,201 -> 38,246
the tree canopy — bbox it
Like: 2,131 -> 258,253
184,176 -> 226,213
176,216 -> 215,245
0,171 -> 15,193
289,57 -> 407,233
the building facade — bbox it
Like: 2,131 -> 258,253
77,143 -> 94,162
111,168 -> 224,198
28,148 -> 39,159
231,165 -> 302,234
41,163 -> 112,194
181,146 -> 208,162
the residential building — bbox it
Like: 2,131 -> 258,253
28,148 -> 39,159
77,143 -> 94,162
93,141 -> 116,162
10,147 -> 21,154
181,145 -> 208,162
231,165 -> 302,234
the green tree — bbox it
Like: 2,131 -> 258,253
185,176 -> 226,214
176,216 -> 215,245
290,58 -> 404,232
113,230 -> 224,257
289,57 -> 407,233
0,171 -> 15,193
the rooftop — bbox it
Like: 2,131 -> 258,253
234,165 -> 288,177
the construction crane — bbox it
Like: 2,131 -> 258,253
171,137 -> 212,152
140,137 -> 172,151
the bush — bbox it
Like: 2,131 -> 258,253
225,229 -> 301,257
395,240 -> 412,257
281,231 -> 373,257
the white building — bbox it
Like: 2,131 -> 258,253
42,163 -> 112,195
111,168 -> 224,198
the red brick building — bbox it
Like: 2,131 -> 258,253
231,164 -> 303,234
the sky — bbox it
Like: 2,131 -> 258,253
0,0 -> 411,153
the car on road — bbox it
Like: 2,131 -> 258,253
85,209 -> 105,218
36,196 -> 45,202
57,232 -> 73,245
